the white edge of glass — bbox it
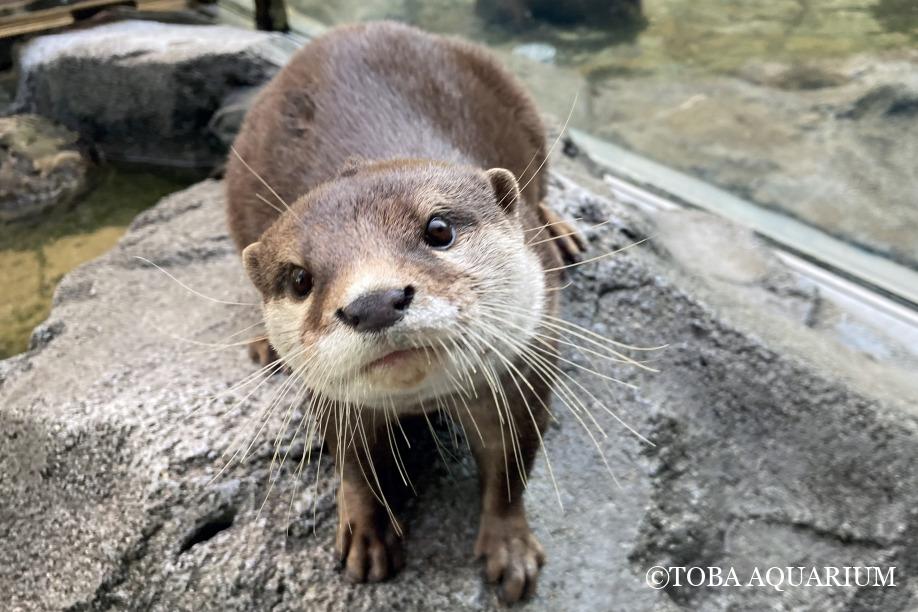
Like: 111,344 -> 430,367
569,128 -> 918,313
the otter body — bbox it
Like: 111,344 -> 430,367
226,22 -> 581,603
227,22 -> 549,253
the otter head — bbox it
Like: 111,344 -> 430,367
241,160 -> 546,409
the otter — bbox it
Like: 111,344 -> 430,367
225,21 -> 584,603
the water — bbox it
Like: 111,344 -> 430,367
287,0 -> 918,273
0,165 -> 193,358
286,0 -> 915,80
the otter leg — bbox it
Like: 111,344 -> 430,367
537,202 -> 586,265
457,384 -> 550,603
325,409 -> 405,583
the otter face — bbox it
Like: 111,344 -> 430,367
241,161 -> 546,410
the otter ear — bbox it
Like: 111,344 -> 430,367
486,168 -> 520,214
241,241 -> 267,293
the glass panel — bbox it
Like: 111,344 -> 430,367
251,0 -> 918,282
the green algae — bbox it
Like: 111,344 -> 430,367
0,165 -> 193,358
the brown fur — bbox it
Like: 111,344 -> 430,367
225,22 -> 582,603
226,21 -> 551,251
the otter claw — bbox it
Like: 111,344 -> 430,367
475,517 -> 545,603
337,518 -> 404,583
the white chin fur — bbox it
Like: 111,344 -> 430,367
263,226 -> 547,412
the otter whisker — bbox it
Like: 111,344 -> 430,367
176,329 -> 300,362
192,343 -> 307,424
268,356 -> 328,471
442,336 -> 486,446
254,192 -> 286,217
523,216 -> 583,234
477,310 -> 655,446
212,349 -> 314,481
504,89 -> 580,209
202,341 -> 298,403
523,215 -> 584,244
311,405 -> 334,534
420,402 -> 450,467
284,386 -> 334,537
435,336 -> 478,399
259,379 -> 315,518
185,358 -> 280,421
434,394 -> 462,451
133,255 -> 259,306
230,145 -> 294,214
542,236 -> 652,274
500,84 -> 577,213
183,335 -> 267,354
336,376 -> 404,534
159,317 -> 266,353
473,320 -> 626,489
528,340 -> 637,389
496,323 -> 656,370
432,338 -> 474,396
545,280 -> 574,293
241,352 -> 316,458
283,399 -> 328,536
461,323 -> 560,495
353,413 -> 401,533
459,326 -> 530,496
456,329 -> 516,499
445,393 -> 475,453
480,300 -> 665,357
527,219 -> 611,247
384,400 -> 414,492
531,340 -> 653,452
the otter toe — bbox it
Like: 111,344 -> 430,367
337,518 -> 403,583
475,519 -> 545,603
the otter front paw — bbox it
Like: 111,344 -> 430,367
537,203 -> 586,266
247,338 -> 278,367
336,512 -> 404,583
475,515 -> 545,603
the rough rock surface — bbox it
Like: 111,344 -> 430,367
13,21 -> 291,168
1,174 -> 916,611
0,114 -> 88,221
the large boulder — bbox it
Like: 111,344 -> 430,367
1,171 -> 916,610
0,114 -> 88,221
13,21 -> 293,168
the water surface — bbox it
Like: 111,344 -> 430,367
0,165 -> 192,357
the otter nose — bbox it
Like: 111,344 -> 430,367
336,286 -> 414,333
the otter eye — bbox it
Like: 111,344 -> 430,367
289,267 -> 312,298
424,216 -> 455,249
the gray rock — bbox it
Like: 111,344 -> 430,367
838,83 -> 918,119
13,21 -> 293,169
0,176 -> 916,611
208,86 -> 263,149
0,114 -> 88,221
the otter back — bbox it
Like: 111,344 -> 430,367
225,21 -> 548,251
